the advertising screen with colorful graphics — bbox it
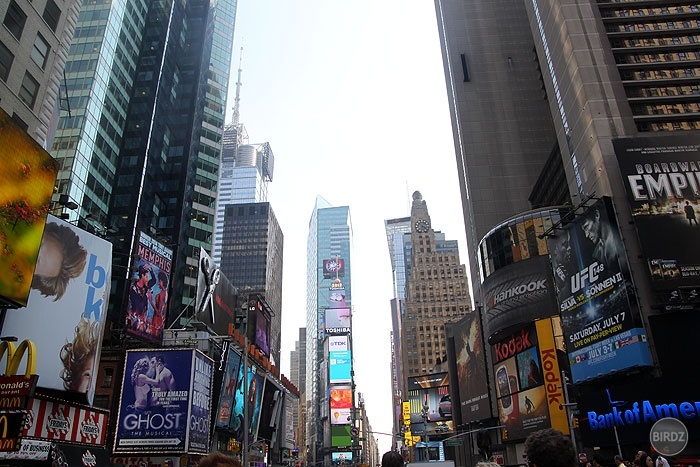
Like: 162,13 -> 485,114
330,386 -> 353,409
448,312 -> 491,424
323,258 -> 345,278
0,109 -> 59,308
332,451 -> 353,464
229,361 -> 266,443
325,308 -> 351,334
216,347 -> 242,429
195,248 -> 237,336
1,215 -> 111,404
328,283 -> 347,308
331,425 -> 352,448
114,349 -> 214,454
22,396 -> 109,446
614,135 -> 700,301
329,349 -> 352,383
125,231 -> 173,343
328,335 -> 349,351
407,373 -> 453,435
547,197 -> 652,382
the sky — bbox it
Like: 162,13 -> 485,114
226,0 -> 470,455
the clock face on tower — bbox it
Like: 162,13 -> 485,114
415,219 -> 430,233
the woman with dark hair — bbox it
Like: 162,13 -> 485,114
381,450 -> 404,467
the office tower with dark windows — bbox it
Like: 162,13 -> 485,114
1,0 -> 81,146
401,192 -> 471,391
305,198 -> 352,466
220,201 -> 283,366
44,0 -> 238,326
290,327 -> 307,451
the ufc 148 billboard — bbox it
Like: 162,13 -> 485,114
614,135 -> 700,302
546,197 -> 651,383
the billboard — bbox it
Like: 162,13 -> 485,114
195,248 -> 237,336
547,197 -> 652,382
331,425 -> 352,447
114,349 -> 214,454
614,135 -> 700,301
0,108 -> 59,308
323,258 -> 345,278
329,349 -> 352,383
1,215 -> 111,404
492,323 -> 553,442
125,231 -> 173,343
325,307 -> 351,334
328,335 -> 348,351
332,451 -> 353,464
216,347 -> 242,429
482,255 -> 559,335
450,312 -> 490,424
22,396 -> 109,445
407,373 -> 453,435
254,306 -> 270,357
229,361 -> 266,443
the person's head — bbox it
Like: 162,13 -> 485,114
582,209 -> 602,244
592,455 -> 604,467
476,462 -> 501,467
553,230 -> 572,263
614,455 -> 624,466
158,270 -> 169,288
60,317 -> 100,393
645,457 -> 654,467
151,355 -> 165,370
524,428 -> 576,467
131,357 -> 151,385
137,264 -> 151,287
381,450 -> 404,467
197,452 -> 242,467
635,452 -> 647,462
32,222 -> 87,300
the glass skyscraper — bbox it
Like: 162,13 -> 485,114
305,198 -> 352,465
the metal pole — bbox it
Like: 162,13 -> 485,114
561,371 -> 578,459
243,306 -> 249,467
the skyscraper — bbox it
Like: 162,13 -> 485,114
45,0 -> 238,326
1,0 -> 81,147
220,201 -> 283,365
290,327 -> 307,450
305,198 -> 352,465
401,192 -> 471,390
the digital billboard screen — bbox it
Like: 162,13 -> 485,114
125,231 -> 172,343
323,258 -> 345,278
407,373 -> 453,435
547,197 -> 652,382
614,135 -> 700,301
331,425 -> 352,447
216,347 -> 241,429
450,312 -> 490,424
0,108 -> 58,308
325,307 -> 351,334
1,215 -> 111,404
329,349 -> 352,383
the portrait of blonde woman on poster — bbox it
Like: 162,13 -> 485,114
59,316 -> 101,394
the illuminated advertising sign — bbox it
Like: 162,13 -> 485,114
325,307 -> 351,334
0,411 -> 27,452
258,383 -> 282,442
329,284 -> 346,308
0,439 -> 51,460
22,396 -> 109,445
254,306 -> 270,357
332,451 -> 353,463
125,231 -> 172,343
492,324 -> 549,442
331,408 -> 351,425
47,444 -> 110,467
535,318 -> 568,434
329,335 -> 348,351
407,373 -> 452,435
114,349 -> 213,454
547,197 -> 652,382
0,108 -> 58,308
2,215 -> 111,404
329,349 -> 352,383
330,386 -> 353,409
614,135 -> 700,300
229,362 -> 266,443
195,248 -> 237,336
216,347 -> 241,429
449,312 -> 491,424
331,425 -> 352,447
323,258 -> 345,278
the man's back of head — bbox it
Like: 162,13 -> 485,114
524,428 -> 576,467
382,450 -> 404,467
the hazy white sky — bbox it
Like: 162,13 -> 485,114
226,0 -> 470,454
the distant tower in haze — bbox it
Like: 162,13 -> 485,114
401,192 -> 471,391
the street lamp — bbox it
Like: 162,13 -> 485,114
421,402 -> 430,461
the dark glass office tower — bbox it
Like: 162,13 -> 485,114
220,201 -> 283,366
49,0 -> 237,326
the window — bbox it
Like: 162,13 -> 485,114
42,0 -> 61,31
11,113 -> 27,131
101,367 -> 114,388
3,1 -> 27,40
31,33 -> 50,69
0,42 -> 13,81
19,72 -> 39,108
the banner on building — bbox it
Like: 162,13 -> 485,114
125,231 -> 172,343
22,396 -> 109,445
614,135 -> 700,303
324,308 -> 351,335
329,349 -> 352,383
407,373 -> 452,435
195,248 -> 237,336
114,349 -> 213,454
323,258 -> 345,278
2,215 -> 112,404
216,347 -> 242,429
547,197 -> 652,382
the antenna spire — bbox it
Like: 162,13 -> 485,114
232,47 -> 243,126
